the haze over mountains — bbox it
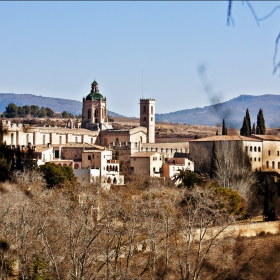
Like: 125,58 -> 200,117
1,93 -> 280,128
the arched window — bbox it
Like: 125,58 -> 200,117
74,163 -> 79,169
88,108 -> 91,119
106,165 -> 109,171
250,146 -> 252,152
258,147 -> 261,152
59,136 -> 62,145
116,166 -> 118,172
140,136 -> 142,143
254,146 -> 257,152
151,106 -> 153,114
107,177 -> 112,183
113,177 -> 117,184
11,133 -> 14,146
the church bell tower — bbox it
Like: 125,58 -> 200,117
140,98 -> 155,143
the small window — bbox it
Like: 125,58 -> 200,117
143,117 -> 146,121
258,147 -> 261,152
151,117 -> 153,121
268,150 -> 271,156
266,161 -> 269,168
278,151 -> 279,156
254,157 -> 256,161
153,167 -> 156,172
250,146 -> 252,152
278,162 -> 280,169
88,155 -> 91,160
153,157 -> 157,161
272,161 -> 275,169
254,146 -> 256,152
151,106 -> 153,114
258,158 -> 260,162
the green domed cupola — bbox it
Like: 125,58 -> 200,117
86,80 -> 104,100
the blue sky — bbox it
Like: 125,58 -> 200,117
1,1 -> 280,117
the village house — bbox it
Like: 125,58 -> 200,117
162,157 -> 194,184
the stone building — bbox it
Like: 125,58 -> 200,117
140,98 -> 155,143
81,80 -> 112,131
189,134 -> 280,175
130,151 -> 163,177
162,157 -> 194,184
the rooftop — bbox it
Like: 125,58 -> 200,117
131,151 -> 161,158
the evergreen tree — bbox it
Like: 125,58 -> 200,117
240,117 -> 250,136
222,119 -> 227,135
246,108 -> 252,135
257,108 -> 266,135
252,123 -> 256,134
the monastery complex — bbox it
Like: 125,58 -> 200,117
2,80 -> 280,185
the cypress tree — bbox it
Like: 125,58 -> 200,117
257,108 -> 266,135
246,108 -> 252,135
222,119 -> 227,135
240,117 -> 250,136
252,123 -> 256,134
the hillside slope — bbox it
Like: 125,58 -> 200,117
155,95 -> 280,128
0,93 -> 123,117
1,93 -> 280,128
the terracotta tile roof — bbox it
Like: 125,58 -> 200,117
33,145 -> 53,153
131,151 -> 161,158
190,135 -> 262,142
61,143 -> 102,148
251,135 -> 280,141
141,142 -> 188,148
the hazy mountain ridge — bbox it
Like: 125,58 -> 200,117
1,93 -> 280,128
0,93 -> 124,118
155,94 -> 280,128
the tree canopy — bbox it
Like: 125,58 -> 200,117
3,103 -> 55,118
256,108 -> 266,135
39,162 -> 76,188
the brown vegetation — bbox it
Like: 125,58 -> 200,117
0,171 -> 279,279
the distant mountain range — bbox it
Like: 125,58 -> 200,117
0,93 -> 123,118
156,94 -> 280,128
1,93 -> 280,128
